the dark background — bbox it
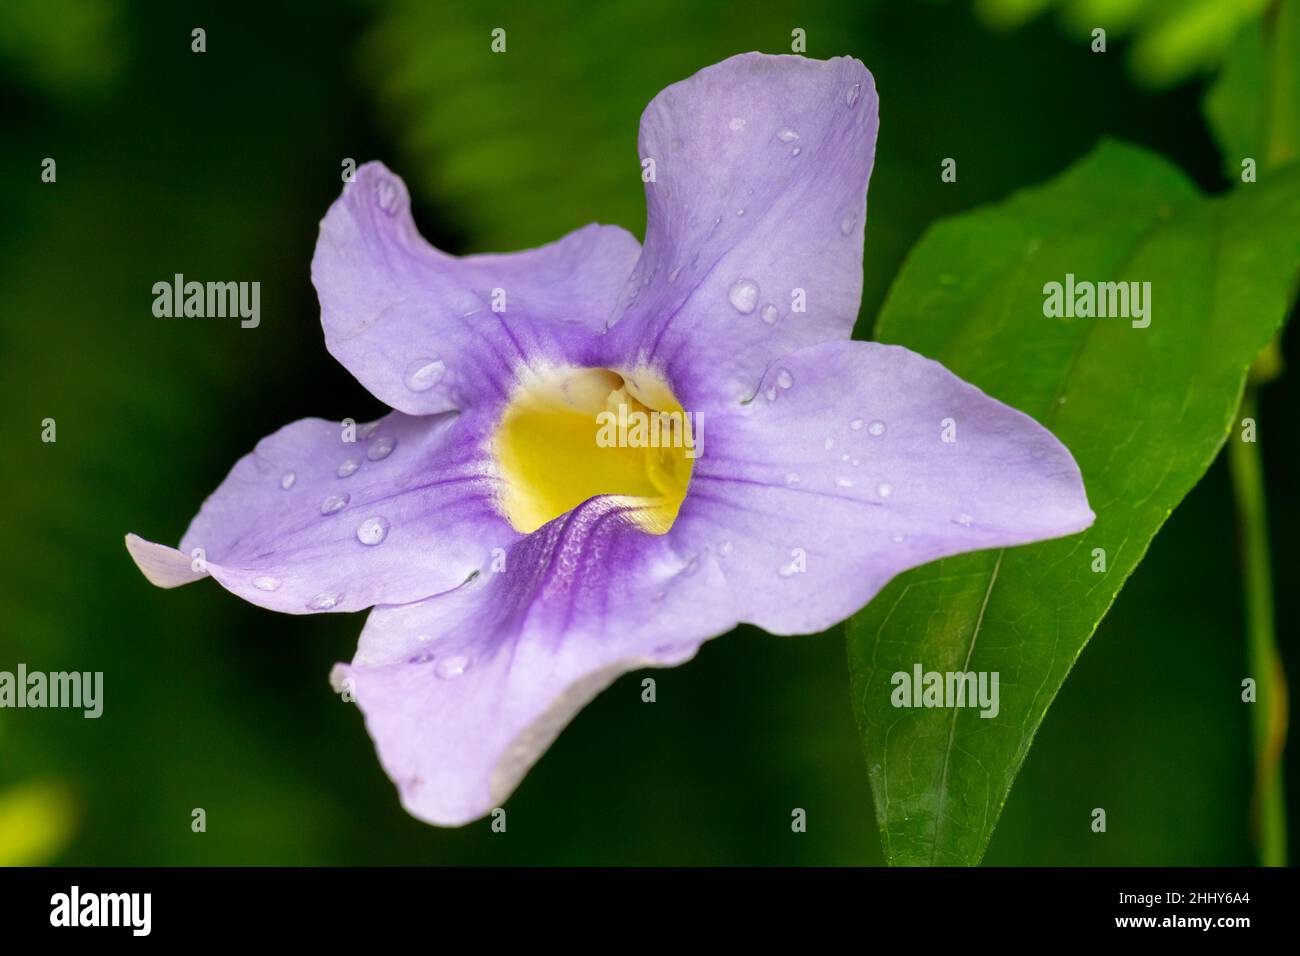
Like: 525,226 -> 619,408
1,0 -> 1294,864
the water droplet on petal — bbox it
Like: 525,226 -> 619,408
435,655 -> 469,679
790,146 -> 802,156
850,418 -> 864,430
867,420 -> 886,437
777,127 -> 799,143
779,560 -> 801,578
253,575 -> 280,591
736,207 -> 746,217
777,369 -> 794,389
279,471 -> 296,490
719,540 -> 734,556
953,513 -> 974,528
877,482 -> 892,499
846,83 -> 862,108
668,266 -> 681,284
320,493 -> 350,515
765,386 -> 777,402
785,472 -> 801,485
308,591 -> 342,610
840,215 -> 855,236
835,477 -> 854,489
824,437 -> 835,450
404,358 -> 446,392
337,458 -> 360,478
729,117 -> 746,131
375,177 -> 400,214
356,516 -> 390,546
728,278 -> 759,314
367,435 -> 396,461
892,532 -> 905,543
760,303 -> 779,325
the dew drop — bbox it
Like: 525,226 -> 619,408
840,215 -> 855,236
777,127 -> 799,143
355,516 -> 390,546
728,278 -> 759,314
777,368 -> 794,389
729,116 -> 746,131
760,303 -> 779,325
778,560 -> 801,578
824,437 -> 835,450
867,420 -> 886,437
765,386 -> 777,402
404,358 -> 446,392
279,471 -> 296,490
435,655 -> 469,680
877,482 -> 893,499
790,146 -> 802,156
835,477 -> 854,489
308,591 -> 342,610
785,472 -> 801,485
953,513 -> 974,528
840,453 -> 850,462
736,207 -> 746,217
375,178 -> 400,214
337,458 -> 360,478
850,418 -> 864,430
320,493 -> 350,516
719,540 -> 734,556
668,266 -> 682,284
367,435 -> 396,461
846,83 -> 862,108
252,575 -> 280,592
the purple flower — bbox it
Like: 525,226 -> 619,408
127,53 -> 1092,825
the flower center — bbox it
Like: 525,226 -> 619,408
491,366 -> 696,535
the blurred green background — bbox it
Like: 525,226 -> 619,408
1,0 -> 1295,865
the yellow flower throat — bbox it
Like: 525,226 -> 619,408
491,367 -> 696,535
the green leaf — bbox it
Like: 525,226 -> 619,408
1204,0 -> 1300,177
847,140 -> 1300,866
975,0 -> 1272,89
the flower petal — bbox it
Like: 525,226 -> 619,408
605,53 -> 879,406
126,410 -> 517,614
313,162 -> 640,415
334,496 -> 736,825
673,339 -> 1094,634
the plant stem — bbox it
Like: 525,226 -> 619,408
1228,387 -> 1288,866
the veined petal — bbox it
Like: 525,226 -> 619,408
606,53 -> 879,406
673,339 -> 1094,634
126,411 -> 517,614
313,162 -> 641,415
333,495 -> 736,825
